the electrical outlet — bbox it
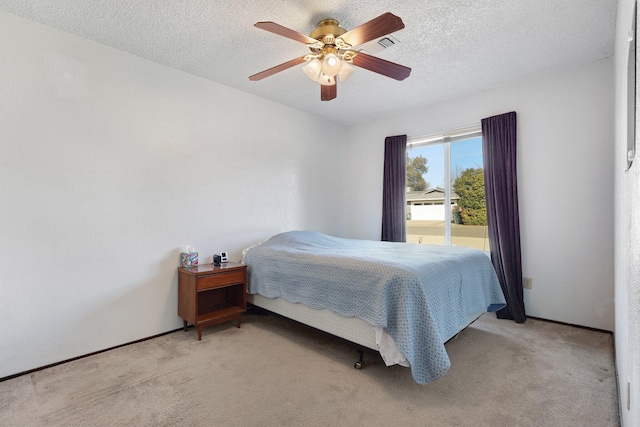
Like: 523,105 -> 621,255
523,277 -> 533,289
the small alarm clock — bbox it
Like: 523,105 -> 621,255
213,252 -> 229,266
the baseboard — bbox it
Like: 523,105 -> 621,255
610,331 -> 623,426
526,315 -> 613,335
0,316 -> 615,384
0,327 -> 184,383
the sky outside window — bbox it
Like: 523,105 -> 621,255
408,137 -> 483,188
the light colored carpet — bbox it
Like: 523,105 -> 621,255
0,312 -> 619,427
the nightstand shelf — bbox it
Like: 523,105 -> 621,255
178,262 -> 247,340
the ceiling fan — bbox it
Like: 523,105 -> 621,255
249,12 -> 411,101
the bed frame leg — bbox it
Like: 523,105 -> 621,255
354,349 -> 365,370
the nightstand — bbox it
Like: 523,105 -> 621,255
177,262 -> 247,340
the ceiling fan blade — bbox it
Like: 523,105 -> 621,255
339,12 -> 405,47
249,56 -> 307,81
254,21 -> 320,46
321,83 -> 337,101
352,51 -> 411,81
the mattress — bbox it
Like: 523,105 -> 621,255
243,230 -> 506,383
248,294 -> 486,369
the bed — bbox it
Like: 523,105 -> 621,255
242,230 -> 506,384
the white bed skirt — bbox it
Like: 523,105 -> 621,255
248,294 -> 485,368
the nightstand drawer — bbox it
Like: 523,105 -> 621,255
196,270 -> 245,290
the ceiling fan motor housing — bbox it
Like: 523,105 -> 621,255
310,19 -> 347,45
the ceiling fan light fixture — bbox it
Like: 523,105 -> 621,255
337,61 -> 355,82
302,58 -> 322,81
318,73 -> 336,86
321,52 -> 342,76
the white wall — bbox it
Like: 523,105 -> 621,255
0,12 -> 348,379
346,59 -> 615,332
614,1 -> 640,425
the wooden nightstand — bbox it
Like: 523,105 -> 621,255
177,262 -> 247,340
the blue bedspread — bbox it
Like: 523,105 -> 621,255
244,230 -> 506,384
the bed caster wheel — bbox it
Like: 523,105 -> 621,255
354,349 -> 365,369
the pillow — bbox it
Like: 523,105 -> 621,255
240,238 -> 269,264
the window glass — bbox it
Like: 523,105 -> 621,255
406,144 -> 444,245
450,137 -> 489,251
406,135 -> 489,251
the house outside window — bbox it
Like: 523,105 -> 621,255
406,127 -> 489,251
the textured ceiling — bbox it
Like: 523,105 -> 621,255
0,0 -> 617,125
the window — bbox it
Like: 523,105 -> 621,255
406,126 -> 489,251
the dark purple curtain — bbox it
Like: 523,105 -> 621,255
381,135 -> 407,242
481,112 -> 526,323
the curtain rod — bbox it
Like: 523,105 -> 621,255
407,122 -> 481,147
